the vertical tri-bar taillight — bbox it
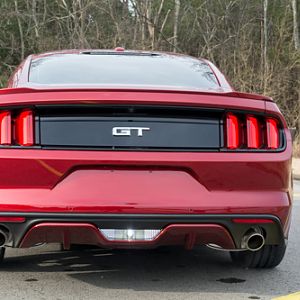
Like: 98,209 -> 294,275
15,110 -> 34,146
246,116 -> 261,149
0,111 -> 11,145
226,114 -> 240,149
225,113 -> 281,150
266,118 -> 279,149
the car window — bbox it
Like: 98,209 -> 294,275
29,53 -> 220,90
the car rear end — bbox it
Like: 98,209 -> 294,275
0,50 -> 292,268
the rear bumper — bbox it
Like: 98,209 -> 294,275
0,164 -> 292,238
0,213 -> 285,250
0,138 -> 292,249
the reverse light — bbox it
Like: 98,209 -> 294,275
15,110 -> 34,146
246,116 -> 260,148
226,114 -> 240,149
100,229 -> 161,241
266,118 -> 279,149
0,111 -> 11,145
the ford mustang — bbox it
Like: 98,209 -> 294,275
0,49 -> 292,268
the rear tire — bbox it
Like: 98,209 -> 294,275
230,244 -> 286,268
0,247 -> 5,264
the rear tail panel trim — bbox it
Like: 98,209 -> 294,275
0,213 -> 285,249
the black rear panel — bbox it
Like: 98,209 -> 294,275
37,105 -> 223,151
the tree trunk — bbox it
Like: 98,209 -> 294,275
14,0 -> 25,60
263,0 -> 268,92
291,0 -> 299,50
173,0 -> 180,52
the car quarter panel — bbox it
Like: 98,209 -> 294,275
0,90 -> 292,239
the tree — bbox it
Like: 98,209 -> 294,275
0,0 -> 298,134
291,0 -> 299,50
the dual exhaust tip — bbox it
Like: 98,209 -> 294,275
242,230 -> 265,252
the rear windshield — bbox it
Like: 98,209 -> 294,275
29,53 -> 220,90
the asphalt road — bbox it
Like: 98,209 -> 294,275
0,183 -> 299,300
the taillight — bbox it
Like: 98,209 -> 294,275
225,113 -> 281,150
266,118 -> 279,149
226,114 -> 240,149
0,109 -> 35,147
15,110 -> 34,146
246,116 -> 260,148
0,111 -> 11,145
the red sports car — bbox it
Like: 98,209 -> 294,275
0,49 -> 292,268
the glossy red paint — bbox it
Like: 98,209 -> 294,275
0,51 -> 293,250
0,90 -> 292,230
232,218 -> 274,224
0,217 -> 25,223
19,223 -> 235,249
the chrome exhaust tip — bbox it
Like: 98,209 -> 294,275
242,232 -> 265,251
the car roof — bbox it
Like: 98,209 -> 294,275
30,49 -> 197,59
9,49 -> 233,92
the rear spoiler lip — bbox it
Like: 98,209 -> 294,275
0,87 -> 273,102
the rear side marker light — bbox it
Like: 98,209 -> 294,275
266,118 -> 279,149
246,116 -> 260,148
226,114 -> 239,149
232,218 -> 274,224
0,216 -> 25,223
16,110 -> 34,146
0,111 -> 11,145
